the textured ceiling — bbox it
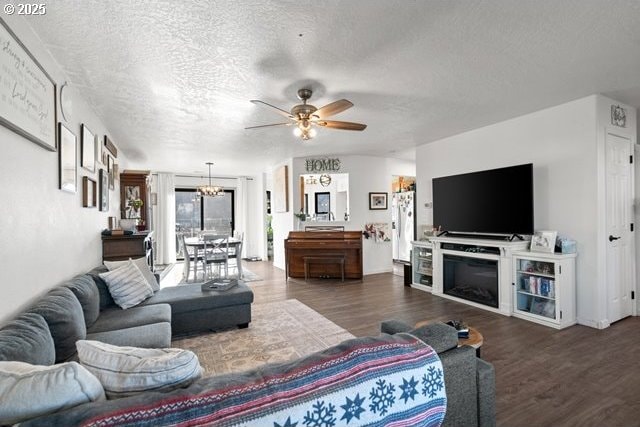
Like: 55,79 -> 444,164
27,0 -> 640,175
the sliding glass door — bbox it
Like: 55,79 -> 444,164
175,189 -> 235,258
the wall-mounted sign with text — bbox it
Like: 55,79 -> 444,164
305,158 -> 341,172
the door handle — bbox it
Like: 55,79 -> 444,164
609,235 -> 621,242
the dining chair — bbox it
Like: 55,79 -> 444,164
202,234 -> 229,279
228,231 -> 244,278
181,234 -> 205,282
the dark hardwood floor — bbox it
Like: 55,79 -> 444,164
243,261 -> 640,427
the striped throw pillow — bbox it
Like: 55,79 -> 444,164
99,260 -> 153,309
76,340 -> 202,399
104,257 -> 160,292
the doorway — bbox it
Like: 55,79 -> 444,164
605,131 -> 634,323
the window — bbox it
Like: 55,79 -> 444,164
175,189 -> 235,258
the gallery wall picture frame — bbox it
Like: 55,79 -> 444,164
58,123 -> 77,193
611,104 -> 626,128
530,230 -> 557,253
101,144 -> 108,166
99,168 -> 109,211
108,156 -> 115,190
273,165 -> 289,213
81,124 -> 96,173
369,192 -> 388,210
104,135 -> 117,158
82,176 -> 96,208
0,18 -> 57,151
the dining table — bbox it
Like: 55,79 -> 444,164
184,236 -> 243,280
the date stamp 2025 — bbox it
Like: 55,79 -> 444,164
3,3 -> 46,15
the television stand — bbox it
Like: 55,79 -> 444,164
425,234 -> 530,316
437,231 -> 524,241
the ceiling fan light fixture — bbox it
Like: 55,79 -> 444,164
294,122 -> 316,140
247,88 -> 366,139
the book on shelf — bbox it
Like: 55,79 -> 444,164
445,320 -> 469,338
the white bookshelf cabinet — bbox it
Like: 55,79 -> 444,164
512,251 -> 577,329
411,241 -> 433,291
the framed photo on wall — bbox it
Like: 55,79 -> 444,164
82,176 -> 96,208
81,124 -> 96,173
369,192 -> 388,210
58,123 -> 77,193
99,168 -> 109,211
530,230 -> 557,253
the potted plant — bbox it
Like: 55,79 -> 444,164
129,198 -> 143,211
136,219 -> 146,232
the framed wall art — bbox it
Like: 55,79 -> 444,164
611,104 -> 626,128
108,156 -> 115,189
0,18 -> 56,151
99,168 -> 109,211
82,176 -> 96,208
104,135 -> 117,157
58,123 -> 77,193
369,192 -> 388,210
81,124 -> 96,173
273,165 -> 289,213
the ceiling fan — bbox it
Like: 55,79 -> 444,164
245,88 -> 367,140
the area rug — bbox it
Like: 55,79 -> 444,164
172,299 -> 355,376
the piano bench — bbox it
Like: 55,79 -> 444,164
303,255 -> 345,282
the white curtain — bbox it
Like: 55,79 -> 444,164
155,173 -> 176,265
236,177 -> 248,258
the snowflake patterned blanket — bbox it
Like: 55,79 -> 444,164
27,334 -> 446,427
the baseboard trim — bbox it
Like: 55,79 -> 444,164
364,268 -> 394,276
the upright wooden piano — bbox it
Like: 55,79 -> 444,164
285,231 -> 363,280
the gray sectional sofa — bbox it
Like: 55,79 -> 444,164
0,267 -> 254,365
0,268 -> 495,426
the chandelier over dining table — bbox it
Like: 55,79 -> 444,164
197,162 -> 225,197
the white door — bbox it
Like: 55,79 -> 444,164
605,132 -> 634,323
392,194 -> 399,260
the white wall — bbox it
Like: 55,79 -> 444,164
286,155 -> 415,275
0,16 -> 125,322
416,94 -> 637,328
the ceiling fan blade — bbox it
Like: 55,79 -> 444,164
313,99 -> 353,119
250,100 -> 294,119
315,120 -> 367,131
244,122 -> 292,130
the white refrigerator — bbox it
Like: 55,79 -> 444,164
392,191 -> 415,263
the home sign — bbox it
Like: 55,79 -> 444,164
305,158 -> 341,172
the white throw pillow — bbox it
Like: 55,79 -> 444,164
99,260 -> 153,309
104,257 -> 160,292
76,340 -> 202,399
0,361 -> 105,425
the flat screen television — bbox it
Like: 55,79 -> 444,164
432,163 -> 534,236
